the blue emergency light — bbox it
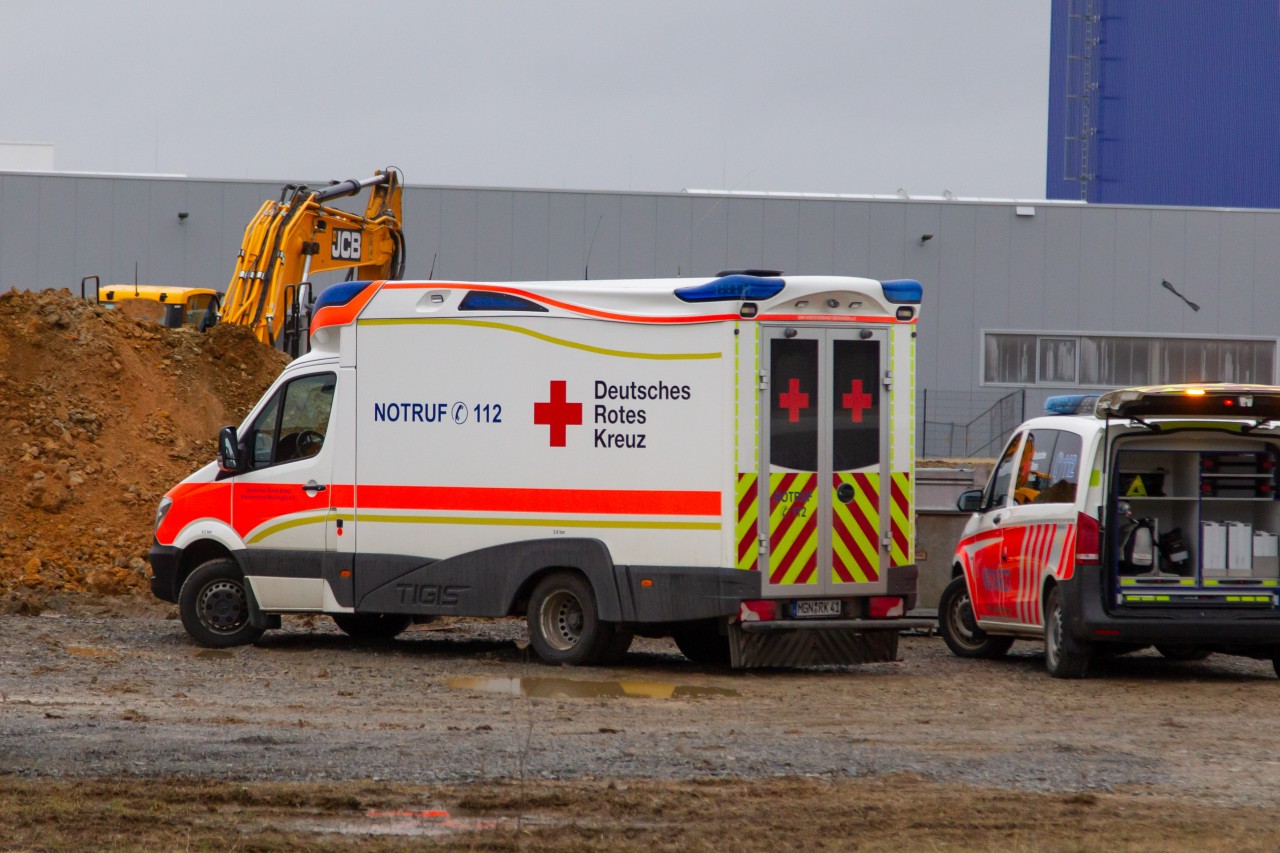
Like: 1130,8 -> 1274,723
881,279 -> 923,304
314,280 -> 374,310
1044,394 -> 1099,415
674,274 -> 785,303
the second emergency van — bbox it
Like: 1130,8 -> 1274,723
942,385 -> 1280,678
148,273 -> 928,668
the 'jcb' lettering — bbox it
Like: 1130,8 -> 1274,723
331,229 -> 362,260
395,583 -> 468,607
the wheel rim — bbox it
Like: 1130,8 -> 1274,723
538,590 -> 585,652
197,579 -> 249,635
1045,599 -> 1062,671
946,588 -> 986,651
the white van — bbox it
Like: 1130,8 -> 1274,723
941,385 -> 1280,677
148,274 -> 929,668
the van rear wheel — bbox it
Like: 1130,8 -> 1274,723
938,576 -> 1014,659
1044,586 -> 1089,678
178,559 -> 265,649
527,572 -> 613,666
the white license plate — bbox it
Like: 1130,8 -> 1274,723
792,599 -> 842,619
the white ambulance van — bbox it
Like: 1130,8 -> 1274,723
942,385 -> 1280,678
148,273 -> 929,668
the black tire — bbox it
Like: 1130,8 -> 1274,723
527,572 -> 613,666
672,620 -> 732,666
178,558 -> 265,649
331,613 -> 412,641
937,576 -> 1014,659
1272,656 -> 1280,679
1044,585 -> 1089,678
1155,644 -> 1211,662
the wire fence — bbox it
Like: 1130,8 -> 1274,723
919,388 -> 1026,460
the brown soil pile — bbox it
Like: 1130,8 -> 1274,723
0,288 -> 289,608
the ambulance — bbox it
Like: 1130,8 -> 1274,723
942,386 -> 1280,678
148,273 -> 928,668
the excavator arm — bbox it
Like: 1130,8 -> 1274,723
220,168 -> 404,354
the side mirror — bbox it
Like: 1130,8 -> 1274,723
217,425 -> 243,473
956,489 -> 984,513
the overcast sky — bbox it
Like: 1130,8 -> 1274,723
2,1 -> 1050,198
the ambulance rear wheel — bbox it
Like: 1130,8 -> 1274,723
331,613 -> 412,641
179,559 -> 265,649
1044,585 -> 1089,679
528,573 -> 611,666
938,576 -> 1013,659
673,620 -> 731,666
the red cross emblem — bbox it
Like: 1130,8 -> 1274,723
534,380 -> 582,447
778,378 -> 810,423
841,379 -> 873,423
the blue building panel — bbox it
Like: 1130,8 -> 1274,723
1047,0 -> 1280,208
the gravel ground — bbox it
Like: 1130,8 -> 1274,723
3,606 -> 1280,807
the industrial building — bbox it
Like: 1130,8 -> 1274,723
1,169 -> 1277,457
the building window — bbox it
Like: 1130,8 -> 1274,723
984,332 -> 1274,387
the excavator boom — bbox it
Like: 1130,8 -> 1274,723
220,168 -> 404,355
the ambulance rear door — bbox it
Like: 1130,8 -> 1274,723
760,326 -> 891,602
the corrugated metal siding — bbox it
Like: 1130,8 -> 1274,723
1048,0 -> 1280,207
2,171 -> 1280,412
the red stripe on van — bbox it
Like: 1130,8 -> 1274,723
350,484 -> 720,516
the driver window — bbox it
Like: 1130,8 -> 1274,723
984,432 -> 1023,511
247,372 -> 336,468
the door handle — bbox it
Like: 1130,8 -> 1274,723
991,513 -> 1004,525
303,480 -> 327,494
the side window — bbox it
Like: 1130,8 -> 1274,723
247,373 -> 336,468
984,432 -> 1022,510
1014,431 -> 1051,504
1034,431 -> 1082,505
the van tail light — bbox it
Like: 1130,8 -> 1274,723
868,596 -> 904,618
1076,512 -> 1101,566
738,600 -> 778,622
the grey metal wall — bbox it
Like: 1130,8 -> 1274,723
4,171 -> 1279,416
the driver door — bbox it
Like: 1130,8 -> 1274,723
233,371 -> 337,609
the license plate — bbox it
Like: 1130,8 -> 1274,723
792,599 -> 842,619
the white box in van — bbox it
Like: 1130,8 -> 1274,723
1227,521 -> 1253,577
1254,531 -> 1279,579
1202,521 -> 1227,577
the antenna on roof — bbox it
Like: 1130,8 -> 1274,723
134,261 -> 139,297
584,214 -> 603,280
428,252 -> 437,281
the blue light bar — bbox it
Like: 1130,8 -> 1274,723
675,274 -> 784,303
313,280 -> 373,310
881,279 -> 923,304
1044,394 -> 1099,415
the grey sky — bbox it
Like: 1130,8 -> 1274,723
3,1 -> 1050,197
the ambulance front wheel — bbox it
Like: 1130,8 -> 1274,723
527,572 -> 613,666
938,576 -> 1013,659
178,559 -> 265,649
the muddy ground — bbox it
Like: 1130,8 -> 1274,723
4,602 -> 1280,850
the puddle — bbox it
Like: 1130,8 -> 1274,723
294,808 -> 552,838
447,675 -> 738,699
65,645 -> 116,658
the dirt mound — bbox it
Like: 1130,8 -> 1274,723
0,288 -> 289,609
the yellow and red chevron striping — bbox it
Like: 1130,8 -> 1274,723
889,472 -> 912,567
735,473 -> 759,570
832,472 -> 880,583
768,472 -> 818,585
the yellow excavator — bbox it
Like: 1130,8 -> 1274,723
219,168 -> 405,356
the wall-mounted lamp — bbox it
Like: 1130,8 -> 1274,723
1015,206 -> 1036,217
919,234 -> 934,245
177,211 -> 189,222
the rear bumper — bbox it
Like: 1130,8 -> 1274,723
1063,564 -> 1280,648
148,543 -> 182,603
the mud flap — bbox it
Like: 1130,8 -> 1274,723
728,622 -> 904,668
